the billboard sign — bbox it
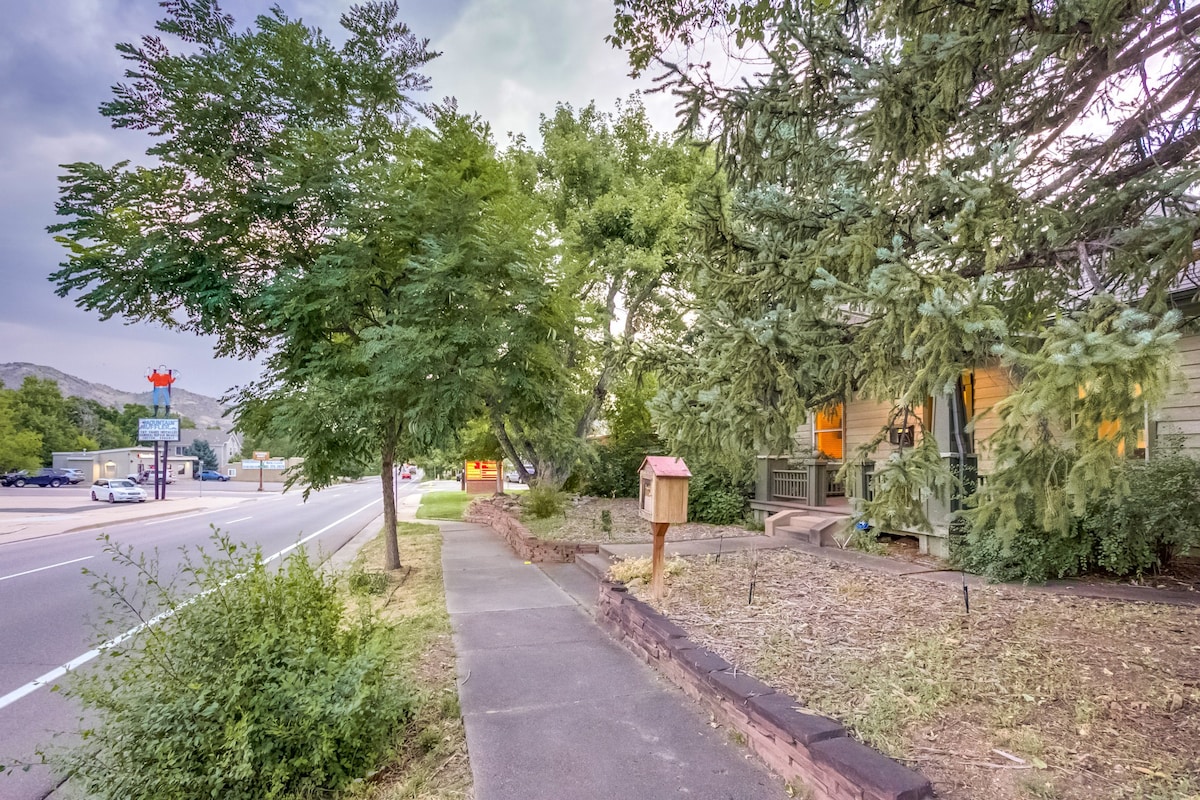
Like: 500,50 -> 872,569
464,460 -> 499,480
138,417 -> 181,442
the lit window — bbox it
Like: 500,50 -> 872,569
814,404 -> 844,460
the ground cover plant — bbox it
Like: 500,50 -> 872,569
338,521 -> 470,800
57,533 -> 410,800
416,491 -> 472,521
630,548 -> 1200,800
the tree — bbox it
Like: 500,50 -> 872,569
187,439 -> 219,471
0,390 -> 43,471
11,377 -> 94,463
609,2 -> 1200,544
487,98 -> 711,486
49,1 -> 447,569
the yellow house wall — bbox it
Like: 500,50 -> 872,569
1152,331 -> 1200,454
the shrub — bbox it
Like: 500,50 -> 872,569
1082,450 -> 1200,576
956,448 -> 1200,581
58,533 -> 410,800
686,467 -> 752,525
584,438 -> 657,498
522,485 -> 567,519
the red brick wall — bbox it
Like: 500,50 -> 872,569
465,501 -> 598,564
597,581 -> 932,800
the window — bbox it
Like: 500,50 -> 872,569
813,404 -> 844,460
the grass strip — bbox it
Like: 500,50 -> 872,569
340,521 -> 470,799
416,491 -> 472,521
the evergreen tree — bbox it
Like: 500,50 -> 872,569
609,1 -> 1200,542
187,439 -> 219,471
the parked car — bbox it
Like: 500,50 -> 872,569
135,470 -> 175,484
91,478 -> 147,503
61,468 -> 85,484
10,469 -> 69,488
1,470 -> 28,487
195,470 -> 229,482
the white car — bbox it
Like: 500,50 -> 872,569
91,478 -> 147,503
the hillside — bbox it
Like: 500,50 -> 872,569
0,362 -> 231,431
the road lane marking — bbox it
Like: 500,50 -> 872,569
144,512 -> 210,526
0,556 -> 94,583
0,498 -> 381,713
222,516 -> 253,525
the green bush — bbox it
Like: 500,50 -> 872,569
956,449 -> 1200,581
523,485 -> 567,519
59,534 -> 410,800
584,438 -> 658,498
686,467 -> 751,525
1082,450 -> 1200,575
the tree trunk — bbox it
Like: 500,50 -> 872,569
380,425 -> 401,571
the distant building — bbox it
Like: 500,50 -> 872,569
169,429 -> 243,468
52,448 -> 198,482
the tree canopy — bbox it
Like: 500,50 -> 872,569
609,1 -> 1200,540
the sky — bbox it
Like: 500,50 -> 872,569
0,0 -> 679,398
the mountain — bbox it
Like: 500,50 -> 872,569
0,362 -> 231,431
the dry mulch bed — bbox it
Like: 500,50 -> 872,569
520,495 -> 759,544
634,548 -> 1200,800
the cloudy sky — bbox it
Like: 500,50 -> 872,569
0,0 -> 678,398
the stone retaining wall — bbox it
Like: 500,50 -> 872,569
597,581 -> 932,800
465,500 -> 599,563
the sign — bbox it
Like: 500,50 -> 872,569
252,450 -> 270,460
464,460 -> 499,480
242,459 -> 287,470
138,417 -> 180,442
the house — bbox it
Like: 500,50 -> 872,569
753,329 -> 1200,558
169,429 -> 243,468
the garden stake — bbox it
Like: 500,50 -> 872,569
962,579 -> 970,615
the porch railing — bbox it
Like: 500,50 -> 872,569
771,470 -> 810,503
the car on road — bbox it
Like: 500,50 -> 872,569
195,470 -> 229,482
91,478 -> 147,503
61,468 -> 85,484
1,470 -> 28,487
8,469 -> 71,488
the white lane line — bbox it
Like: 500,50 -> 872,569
222,516 -> 253,525
0,556 -> 94,583
144,512 -> 209,527
0,497 -> 381,713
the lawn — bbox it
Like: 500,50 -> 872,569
416,491 -> 472,521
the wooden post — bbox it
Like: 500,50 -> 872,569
650,521 -> 670,599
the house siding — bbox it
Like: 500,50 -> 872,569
1153,331 -> 1200,454
971,363 -> 1017,476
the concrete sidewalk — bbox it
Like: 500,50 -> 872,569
441,521 -> 789,800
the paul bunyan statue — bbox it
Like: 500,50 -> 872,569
146,366 -> 177,418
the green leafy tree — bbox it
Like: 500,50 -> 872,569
489,98 -> 710,486
0,390 -> 43,471
69,398 -> 134,450
187,439 -> 219,471
49,1 -> 449,569
609,2 -> 1200,552
238,108 -> 567,568
11,377 -> 93,463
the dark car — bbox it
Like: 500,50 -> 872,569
10,469 -> 68,488
1,470 -> 28,487
195,470 -> 229,482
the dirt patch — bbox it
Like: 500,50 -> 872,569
631,548 -> 1200,800
508,495 -> 759,544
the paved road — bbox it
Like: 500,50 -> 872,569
0,478 -> 409,800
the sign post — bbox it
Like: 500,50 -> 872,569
138,418 -> 180,500
253,451 -> 269,492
